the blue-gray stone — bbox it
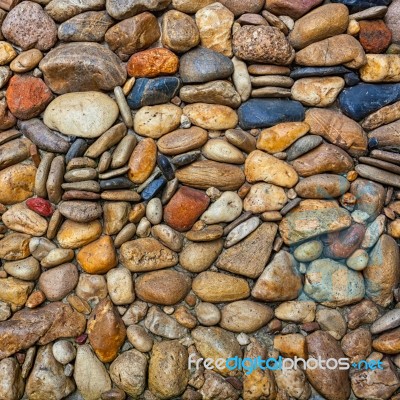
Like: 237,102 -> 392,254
157,154 -> 175,181
99,177 -> 134,190
344,72 -> 360,87
141,176 -> 167,201
339,83 -> 400,121
179,47 -> 234,84
65,138 -> 88,164
290,66 -> 350,79
238,99 -> 305,130
172,151 -> 201,167
127,77 -> 181,109
331,0 -> 391,12
286,135 -> 323,161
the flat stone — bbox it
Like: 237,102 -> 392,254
339,83 -> 400,121
127,48 -> 179,78
296,34 -> 366,69
145,306 -> 187,338
286,135 -> 323,161
356,164 -> 400,188
127,138 -> 157,184
363,101 -> 400,130
238,99 -> 305,130
217,222 -> 277,278
233,25 -> 294,65
106,0 -> 170,20
136,270 -> 191,305
0,138 -> 31,171
58,201 -> 102,223
371,309 -> 400,334
364,234 -> 399,307
58,11 -> 114,42
3,203 -> 47,236
2,1 -> 57,51
77,236 -> 118,274
279,199 -> 352,245
45,0 -> 105,22
39,42 -> 126,94
245,150 -> 298,188
296,174 -> 350,199
192,271 -> 250,302
157,128 -> 207,157
127,77 -> 181,109
57,219 -> 102,249
265,0 -> 323,19
162,10 -> 200,53
332,0 -> 391,13
251,75 -> 294,87
292,143 -> 354,176
120,238 -> 178,272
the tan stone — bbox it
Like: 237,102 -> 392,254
244,183 -> 287,213
275,301 -> 316,323
128,138 -> 157,184
0,233 -> 31,261
57,219 -> 102,249
274,333 -> 307,359
0,277 -> 34,311
360,54 -> 400,83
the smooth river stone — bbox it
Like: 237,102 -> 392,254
43,92 -> 119,138
360,54 -> 400,83
245,150 -> 298,188
264,0 -> 323,19
202,139 -> 245,164
127,77 -> 181,109
3,203 -> 47,236
290,66 -> 350,79
362,100 -> 400,130
364,234 -> 400,307
331,0 -> 391,13
305,108 -> 367,156
157,127 -> 207,155
339,83 -> 400,121
304,258 -> 365,307
39,42 -> 126,94
58,201 -> 102,222
238,99 -> 305,129
106,0 -> 170,20
295,174 -> 350,199
295,34 -> 366,69
279,199 -> 352,245
176,160 -> 245,191
0,138 -> 31,170
289,3 -> 349,50
368,119 -> 400,149
292,143 -> 354,176
0,163 -> 35,204
356,164 -> 400,188
120,238 -> 178,272
179,47 -> 234,83
128,138 -> 157,184
217,222 -> 278,278
286,135 -> 323,161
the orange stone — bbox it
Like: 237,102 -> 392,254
88,297 -> 126,362
5,75 -> 53,120
164,186 -> 210,232
127,48 -> 179,78
76,235 -> 118,274
359,20 -> 392,54
128,138 -> 157,184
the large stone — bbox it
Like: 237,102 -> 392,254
295,174 -> 350,199
233,25 -> 294,65
289,4 -> 349,49
305,108 -> 367,156
364,234 -> 399,307
217,223 -> 278,278
0,138 -> 31,170
386,0 -> 400,44
105,12 -> 160,61
120,238 -> 178,272
265,0 -> 323,19
57,219 -> 102,249
304,259 -> 365,306
279,199 -> 352,245
0,358 -> 24,400
1,1 -> 57,51
106,0 -> 170,19
0,163 -> 35,205
26,344 -> 75,400
360,54 -> 400,83
359,20 -> 392,53
87,298 -> 126,362
45,0 -> 105,22
252,250 -> 303,302
295,34 -> 366,69
39,42 -> 126,94
306,331 -> 351,400
351,178 -> 385,220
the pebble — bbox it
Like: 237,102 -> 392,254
244,183 -> 287,213
360,54 -> 400,83
265,0 -> 323,19
386,0 -> 400,43
3,203 -> 47,236
141,176 -> 167,201
145,306 -> 187,338
294,240 -> 323,262
106,267 -> 134,306
359,20 -> 392,53
127,325 -> 153,353
356,164 -> 400,188
179,239 -> 223,272
295,174 -> 350,199
350,5 -> 388,19
41,248 -> 75,268
232,56 -> 252,102
201,191 -> 242,224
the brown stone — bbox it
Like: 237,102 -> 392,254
0,277 -> 33,311
341,328 -> 371,363
0,138 -> 31,171
373,328 -> 400,354
0,163 -> 35,205
128,138 -> 157,184
305,108 -> 367,156
39,42 -> 127,94
347,299 -> 380,330
359,20 -> 392,53
306,331 -> 351,400
292,143 -> 354,177
0,233 -> 31,261
164,186 -> 210,232
88,298 -> 126,362
127,48 -> 179,78
157,127 -> 208,155
265,0 -> 323,19
105,12 -> 160,61
295,174 -> 350,199
57,219 -> 102,249
325,224 -> 366,259
135,270 -> 191,305
274,333 -> 307,359
77,236 -> 118,274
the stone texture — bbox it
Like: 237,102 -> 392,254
57,219 -> 102,249
0,358 -> 24,400
128,138 -> 157,184
106,0 -> 171,20
359,20 -> 392,53
45,0 -> 105,22
295,174 -> 350,199
360,54 -> 400,83
386,0 -> 400,44
265,0 -> 323,19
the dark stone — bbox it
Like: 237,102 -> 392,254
331,0 -> 392,13
157,154 -> 175,180
179,47 -> 234,84
65,138 -> 88,164
290,66 -> 351,79
238,99 -> 305,130
99,177 -> 134,190
127,77 -> 181,109
286,135 -> 323,161
172,151 -> 201,167
339,83 -> 400,121
141,176 -> 167,201
18,119 -> 70,154
344,72 -> 360,86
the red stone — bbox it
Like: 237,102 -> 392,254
163,186 -> 210,232
5,75 -> 53,120
26,197 -> 54,217
75,333 -> 88,345
359,20 -> 392,53
324,223 -> 366,259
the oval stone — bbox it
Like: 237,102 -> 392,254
295,174 -> 350,199
128,138 -> 157,184
157,127 -> 208,155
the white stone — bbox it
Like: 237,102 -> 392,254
106,267 -> 135,305
225,216 -> 261,248
201,191 -> 242,224
52,340 -> 76,365
146,198 -> 163,225
362,215 -> 386,249
232,56 -> 251,101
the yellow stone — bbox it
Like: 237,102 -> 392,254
360,54 -> 400,83
0,41 -> 17,65
57,220 -> 102,249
